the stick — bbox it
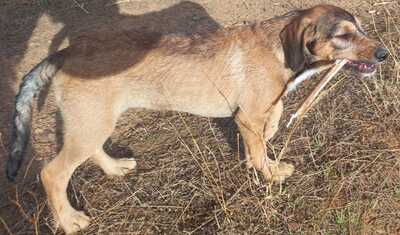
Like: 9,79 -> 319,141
284,61 -> 334,94
287,59 -> 348,127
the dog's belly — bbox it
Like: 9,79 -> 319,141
124,81 -> 239,118
123,75 -> 241,118
166,94 -> 238,118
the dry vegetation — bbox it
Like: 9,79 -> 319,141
1,1 -> 400,234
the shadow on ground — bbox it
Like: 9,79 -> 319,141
0,1 -> 222,233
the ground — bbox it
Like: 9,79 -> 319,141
1,0 -> 400,234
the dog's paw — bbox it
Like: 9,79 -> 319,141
59,209 -> 90,234
246,160 -> 254,169
103,158 -> 137,176
265,161 -> 294,183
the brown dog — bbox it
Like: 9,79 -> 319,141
7,4 -> 388,234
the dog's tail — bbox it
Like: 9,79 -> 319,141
6,50 -> 66,181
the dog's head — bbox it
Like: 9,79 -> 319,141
280,4 -> 388,77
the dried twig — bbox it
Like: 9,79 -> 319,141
0,216 -> 12,235
0,132 -> 7,155
374,1 -> 396,6
287,59 -> 349,127
277,59 -> 348,162
71,0 -> 90,14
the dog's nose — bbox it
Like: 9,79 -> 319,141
375,47 -> 389,62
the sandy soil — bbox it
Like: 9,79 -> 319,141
1,0 -> 400,234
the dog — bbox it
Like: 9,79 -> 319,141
6,4 -> 388,234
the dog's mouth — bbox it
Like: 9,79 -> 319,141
344,60 -> 377,74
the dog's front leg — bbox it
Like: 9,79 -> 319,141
263,100 -> 283,141
234,104 -> 294,183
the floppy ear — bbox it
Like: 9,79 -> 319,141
280,16 -> 314,73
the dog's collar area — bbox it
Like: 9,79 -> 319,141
285,61 -> 335,94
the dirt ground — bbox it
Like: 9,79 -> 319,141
1,0 -> 400,234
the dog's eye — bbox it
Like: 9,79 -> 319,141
334,33 -> 351,40
306,40 -> 317,53
331,37 -> 351,50
331,33 -> 352,49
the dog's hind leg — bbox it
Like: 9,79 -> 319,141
41,124 -> 93,234
88,110 -> 137,177
40,98 -> 133,234
91,148 -> 137,177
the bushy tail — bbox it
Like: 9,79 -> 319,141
6,51 -> 65,181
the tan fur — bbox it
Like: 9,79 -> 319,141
36,5 -> 385,234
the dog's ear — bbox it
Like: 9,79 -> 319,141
280,16 -> 314,73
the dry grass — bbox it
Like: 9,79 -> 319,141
2,1 -> 400,235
